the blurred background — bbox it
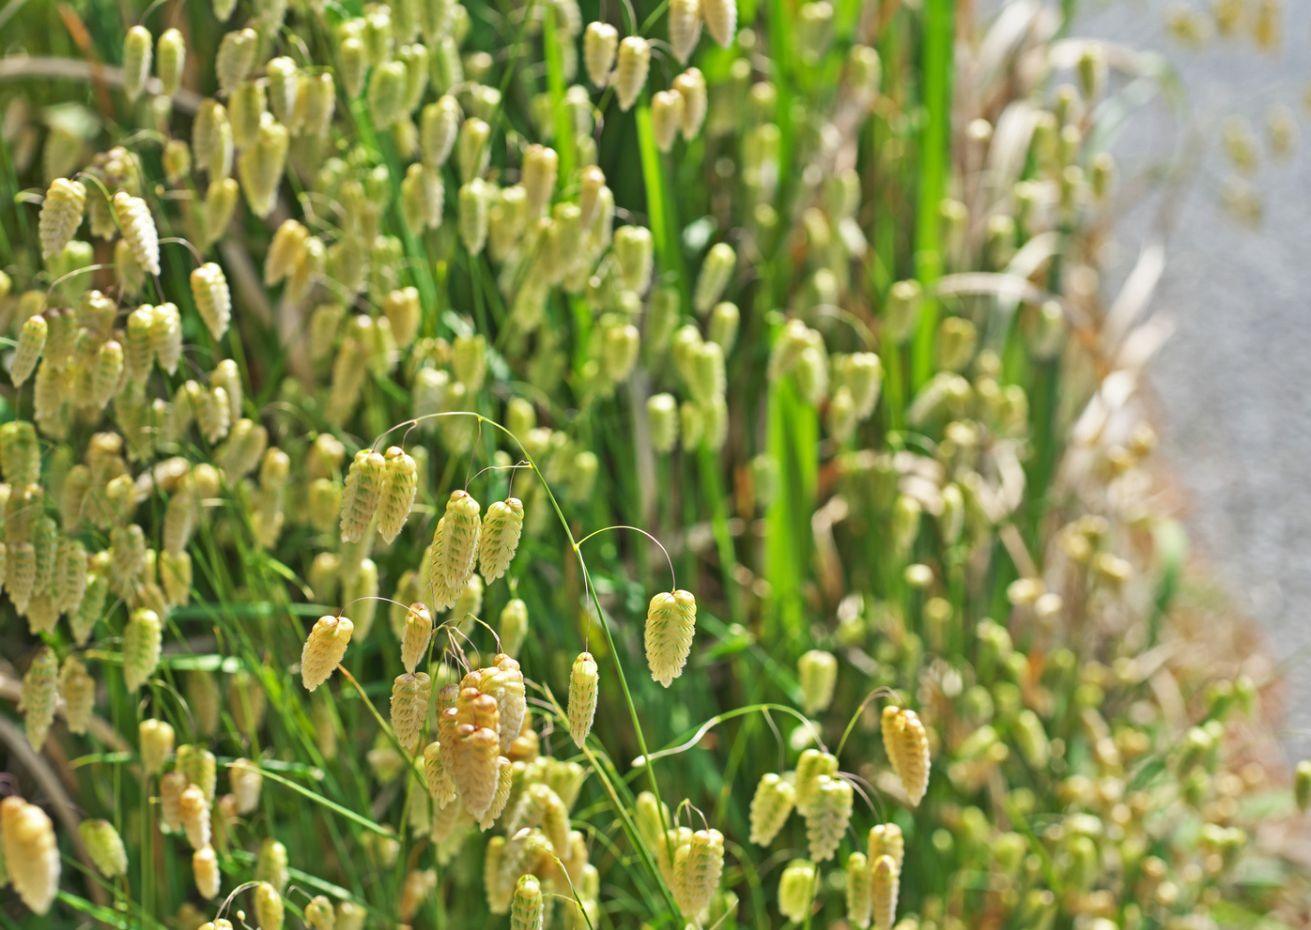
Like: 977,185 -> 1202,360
1080,0 -> 1311,758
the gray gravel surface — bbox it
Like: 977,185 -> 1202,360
1078,3 -> 1311,759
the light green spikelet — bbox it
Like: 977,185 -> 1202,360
122,26 -> 152,102
20,647 -> 58,749
798,649 -> 838,714
191,263 -> 232,340
511,873 -> 545,930
749,772 -> 796,845
155,28 -> 185,96
123,608 -> 162,692
376,446 -> 418,544
39,179 -> 87,259
12,315 -> 47,386
778,858 -> 817,923
478,497 -> 524,583
871,853 -> 899,930
568,651 -> 599,747
804,774 -> 852,862
112,192 -> 160,276
301,614 -> 354,691
79,820 -> 128,877
340,449 -> 385,543
499,598 -> 529,655
59,655 -> 95,735
644,588 -> 697,686
846,851 -> 872,929
425,490 -> 481,609
794,748 -> 838,815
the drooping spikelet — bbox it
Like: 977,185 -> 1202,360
156,28 -> 185,96
301,615 -> 355,691
193,845 -> 221,898
160,771 -> 186,831
669,0 -> 703,61
180,784 -> 211,849
401,602 -> 433,673
499,598 -> 529,655
178,744 -> 218,801
390,671 -> 432,752
191,263 -> 232,340
0,420 -> 39,492
340,449 -> 385,542
122,608 -> 162,692
881,705 -> 930,806
480,756 -> 515,829
674,828 -> 724,919
701,0 -> 737,46
567,651 -> 599,747
804,774 -> 853,862
651,90 -> 686,151
302,895 -> 334,930
644,588 -> 697,686
111,192 -> 160,276
795,748 -> 839,815
673,68 -> 708,139
39,178 -> 87,258
1,797 -> 60,915
798,649 -> 838,714
867,823 -> 905,871
778,858 -> 817,923
478,497 -> 524,583
254,881 -> 285,930
256,837 -> 289,891
511,873 -> 545,930
480,655 -> 527,751
425,490 -> 482,609
749,772 -> 796,845
423,739 -> 458,805
78,819 -> 128,877
447,687 -> 500,818
583,22 -> 618,87
230,758 -> 263,814
871,853 -> 900,930
139,718 -> 175,774
845,851 -> 873,928
12,314 -> 47,386
20,647 -> 58,749
614,37 -> 651,111
376,446 -> 418,544
238,120 -> 289,217
122,26 -> 152,102
59,655 -> 95,735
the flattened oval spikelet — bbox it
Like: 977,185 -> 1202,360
644,588 -> 696,686
748,772 -> 795,845
425,490 -> 481,609
339,449 -> 385,542
478,497 -> 523,583
112,192 -> 160,276
871,853 -> 899,930
301,614 -> 355,691
39,179 -> 87,259
1,797 -> 60,915
376,446 -> 418,544
881,705 -> 930,806
567,651 -> 599,747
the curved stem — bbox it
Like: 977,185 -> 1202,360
575,523 -> 677,592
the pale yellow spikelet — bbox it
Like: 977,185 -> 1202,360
521,144 -> 558,217
254,881 -> 284,930
798,649 -> 838,714
39,178 -> 87,259
230,759 -> 263,814
112,192 -> 160,276
178,744 -> 218,801
216,27 -> 258,95
644,588 -> 697,686
191,263 -> 232,340
846,851 -> 873,928
702,0 -> 737,46
301,615 -> 354,691
156,28 -> 185,97
336,901 -> 364,930
423,740 -> 458,805
400,602 -> 433,673
794,748 -> 838,815
669,0 -> 702,62
390,671 -> 432,752
123,607 -> 162,692
778,858 -> 816,923
583,22 -> 618,87
122,25 -> 152,102
151,302 -> 183,374
511,873 -> 544,930
614,37 -> 651,111
340,449 -> 385,543
78,819 -> 127,877
567,651 -> 599,747
12,314 -> 47,386
674,828 -> 724,919
59,655 -> 95,735
881,705 -> 930,806
425,489 -> 482,609
479,655 -> 527,751
867,823 -> 904,871
192,845 -> 221,898
448,688 -> 500,818
804,774 -> 852,862
20,646 -> 57,750
179,784 -> 211,849
478,497 -> 524,583
265,220 -> 309,286
399,868 -> 437,922
139,718 -> 175,774
303,895 -> 335,930
651,90 -> 685,151
238,120 -> 289,218
871,853 -> 899,930
160,771 -> 186,831
749,772 -> 795,845
480,756 -> 514,829
376,446 -> 418,544
256,837 -> 289,891
1,797 -> 60,915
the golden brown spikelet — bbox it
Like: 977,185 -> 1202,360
1,797 -> 60,915
376,446 -> 418,544
192,845 -> 220,899
111,192 -> 160,276
871,853 -> 899,930
448,689 -> 500,818
400,602 -> 433,673
39,178 -> 87,258
340,449 -> 385,542
301,614 -> 355,691
20,646 -> 57,749
510,873 -> 544,930
479,497 -> 523,583
254,880 -> 284,930
139,718 -> 175,774
846,851 -> 873,928
390,671 -> 432,752
567,651 -> 599,747
881,705 -> 930,806
78,819 -> 127,877
804,774 -> 852,862
644,588 -> 697,686
749,772 -> 795,845
674,828 -> 724,919
425,489 -> 482,609
59,655 -> 95,735
123,607 -> 162,692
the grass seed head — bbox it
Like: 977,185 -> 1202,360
39,179 -> 87,259
511,873 -> 545,930
749,772 -> 796,846
1,797 -> 60,915
376,446 -> 419,544
79,819 -> 128,877
778,858 -> 817,923
59,655 -> 95,735
568,651 -> 599,747
804,774 -> 853,862
192,845 -> 220,898
614,37 -> 651,111
390,671 -> 432,751
798,649 -> 838,714
123,607 -> 163,692
300,614 -> 355,691
479,497 -> 524,583
111,192 -> 160,276
583,22 -> 618,87
254,881 -> 284,930
871,853 -> 900,930
179,784 -> 211,849
846,851 -> 873,928
426,490 -> 482,609
881,705 -> 930,806
644,588 -> 697,687
12,314 -> 47,386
